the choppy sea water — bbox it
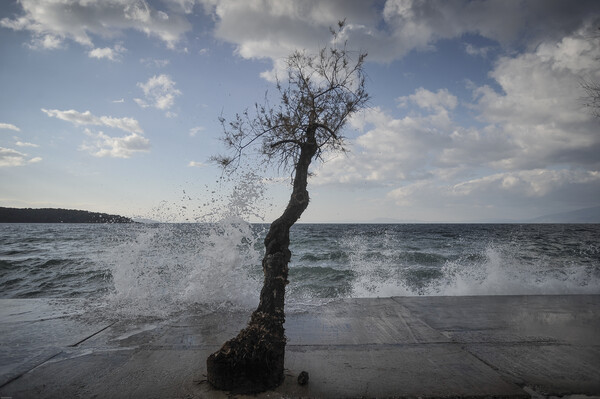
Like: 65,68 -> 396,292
1,222 -> 599,316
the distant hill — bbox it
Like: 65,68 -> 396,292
529,206 -> 600,223
0,207 -> 134,223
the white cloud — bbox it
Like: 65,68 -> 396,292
188,161 -> 204,167
0,147 -> 41,167
437,126 -> 515,169
472,24 -> 600,170
383,169 -> 600,221
314,105 -> 452,186
0,123 -> 20,132
88,44 -> 126,61
199,0 -> 598,78
100,115 -> 143,133
313,20 -> 600,215
15,140 -> 39,148
1,0 -> 191,50
398,88 -> 457,112
464,43 -> 492,58
19,32 -> 63,50
81,129 -> 150,159
315,87 -> 467,187
136,74 -> 181,111
169,0 -> 198,14
189,126 -> 205,137
43,109 -> 149,158
140,58 -> 170,68
200,0 -> 379,78
42,108 -> 143,134
449,170 -> 600,199
133,98 -> 149,108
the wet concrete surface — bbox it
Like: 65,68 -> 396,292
0,295 -> 599,398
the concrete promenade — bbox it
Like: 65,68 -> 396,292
1,295 -> 599,398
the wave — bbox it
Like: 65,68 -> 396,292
350,244 -> 600,298
2,219 -> 599,317
298,251 -> 349,262
288,265 -> 355,299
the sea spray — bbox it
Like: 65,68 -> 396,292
108,225 -> 191,316
182,217 -> 262,308
345,231 -> 412,297
286,224 -> 600,300
343,225 -> 600,297
106,170 -> 268,316
2,223 -> 598,308
435,243 -> 600,296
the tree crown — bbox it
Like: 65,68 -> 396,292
213,23 -> 369,173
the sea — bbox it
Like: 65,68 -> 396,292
1,221 -> 599,317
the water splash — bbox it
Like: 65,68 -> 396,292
105,170 -> 268,316
4,219 -> 599,314
182,217 -> 262,308
347,235 -> 600,298
346,232 -> 417,297
434,245 -> 600,296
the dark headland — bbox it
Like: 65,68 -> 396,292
0,207 -> 134,223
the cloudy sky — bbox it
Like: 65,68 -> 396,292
1,0 -> 599,222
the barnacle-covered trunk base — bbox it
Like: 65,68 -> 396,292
206,313 -> 286,393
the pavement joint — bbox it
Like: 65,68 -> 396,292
1,296 -> 598,398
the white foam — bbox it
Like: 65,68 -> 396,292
349,240 -> 600,298
433,245 -> 600,296
105,170 -> 268,316
181,217 -> 262,308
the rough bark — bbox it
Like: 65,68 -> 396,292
206,127 -> 318,393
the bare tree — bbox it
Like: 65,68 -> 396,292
581,27 -> 600,118
206,24 -> 369,393
582,80 -> 600,119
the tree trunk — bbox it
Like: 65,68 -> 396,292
206,128 -> 318,393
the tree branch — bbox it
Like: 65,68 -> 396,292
270,139 -> 302,148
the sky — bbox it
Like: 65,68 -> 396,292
1,0 -> 599,223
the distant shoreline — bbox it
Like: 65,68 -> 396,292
0,207 -> 134,223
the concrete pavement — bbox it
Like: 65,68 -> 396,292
1,295 -> 599,398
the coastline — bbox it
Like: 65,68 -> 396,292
1,295 -> 599,398
0,207 -> 134,223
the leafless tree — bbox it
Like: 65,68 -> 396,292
206,23 -> 369,393
581,26 -> 600,118
582,80 -> 600,119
